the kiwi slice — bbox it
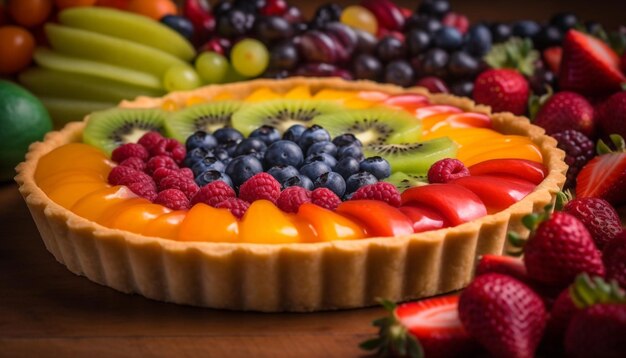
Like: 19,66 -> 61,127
83,107 -> 167,154
231,99 -> 343,136
384,172 -> 428,192
313,107 -> 422,146
164,101 -> 242,142
364,137 -> 458,175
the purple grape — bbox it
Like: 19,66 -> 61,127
294,63 -> 353,80
384,60 -> 415,87
375,36 -> 407,63
353,53 -> 382,81
324,22 -> 358,63
298,30 -> 339,63
269,41 -> 299,70
254,16 -> 294,43
354,28 -> 378,54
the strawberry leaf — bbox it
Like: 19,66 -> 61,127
484,37 -> 538,77
569,273 -> 626,309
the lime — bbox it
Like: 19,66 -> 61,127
0,80 -> 53,181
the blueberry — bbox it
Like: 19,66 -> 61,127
449,80 -> 474,97
185,131 -> 218,151
384,60 -> 415,88
304,153 -> 337,169
183,147 -> 208,168
225,155 -> 263,188
306,140 -> 337,157
213,127 -> 244,145
359,156 -> 391,180
314,172 -> 346,197
512,20 -> 541,38
195,170 -> 234,188
433,26 -> 463,51
490,23 -> 512,43
249,125 -> 281,145
417,0 -> 451,19
332,133 -> 362,148
310,3 -> 342,29
447,51 -> 480,78
218,142 -> 239,157
283,174 -> 314,190
346,172 -> 378,194
375,36 -> 406,63
283,124 -> 307,142
298,125 -> 331,151
216,8 -> 254,38
265,140 -> 304,168
191,156 -> 226,177
407,29 -> 432,57
160,15 -> 194,40
465,24 -> 492,57
533,25 -> 563,50
550,12 -> 578,31
335,156 -> 361,179
337,143 -> 364,161
299,161 -> 331,181
234,137 -> 267,157
206,147 -> 231,162
267,165 -> 299,184
413,48 -> 448,77
405,14 -> 442,33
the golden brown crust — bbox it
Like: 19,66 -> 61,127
15,78 -> 567,312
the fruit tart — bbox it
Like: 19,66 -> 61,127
15,78 -> 566,312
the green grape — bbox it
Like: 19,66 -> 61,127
195,51 -> 229,84
162,66 -> 202,92
230,39 -> 269,78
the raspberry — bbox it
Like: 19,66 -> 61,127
276,186 -> 311,213
351,182 -> 401,207
137,131 -> 164,152
146,155 -> 179,175
119,157 -> 146,172
152,167 -> 194,187
159,175 -> 199,199
107,166 -> 157,200
154,189 -> 190,210
215,197 -> 250,219
111,143 -> 149,163
190,180 -> 236,207
311,187 -> 341,210
238,173 -> 281,204
150,138 -> 186,164
108,166 -> 140,185
552,130 -> 594,190
427,158 -> 469,184
127,181 -> 157,201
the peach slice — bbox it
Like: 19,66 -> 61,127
178,203 -> 238,242
142,210 -> 187,240
244,87 -> 281,102
297,203 -> 366,242
284,85 -> 312,99
35,143 -> 114,183
71,185 -> 138,222
45,180 -> 110,209
107,202 -> 171,234
38,169 -> 109,194
239,200 -> 306,244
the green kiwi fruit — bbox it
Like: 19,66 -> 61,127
313,107 -> 422,146
364,137 -> 458,175
83,107 -> 167,154
164,101 -> 242,142
231,99 -> 343,136
384,172 -> 428,192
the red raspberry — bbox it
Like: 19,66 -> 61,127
215,197 -> 250,219
276,186 -> 311,213
107,166 -> 157,200
351,182 -> 401,207
154,189 -> 190,210
159,174 -> 199,199
127,181 -> 157,201
150,138 -> 186,164
190,181 -> 236,207
111,143 -> 149,163
137,131 -> 164,152
152,167 -> 194,186
427,158 -> 469,183
238,173 -> 281,204
108,166 -> 140,185
146,155 -> 179,175
311,187 -> 341,210
119,157 -> 146,171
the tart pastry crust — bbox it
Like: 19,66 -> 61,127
15,78 -> 567,312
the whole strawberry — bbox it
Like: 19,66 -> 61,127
473,68 -> 530,115
565,303 -> 626,358
576,135 -> 626,206
458,273 -> 547,358
523,211 -> 605,288
533,91 -> 595,137
603,231 -> 626,288
597,91 -> 626,139
563,197 -> 623,250
559,29 -> 625,96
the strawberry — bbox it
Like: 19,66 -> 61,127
475,254 -> 528,282
576,135 -> 626,206
562,196 -> 623,250
559,29 -> 625,96
361,296 -> 478,358
543,46 -> 562,74
521,211 -> 605,289
473,68 -> 530,115
547,274 -> 626,340
597,91 -> 626,139
458,273 -> 547,358
564,303 -> 626,358
621,52 -> 626,74
533,91 -> 596,137
603,231 -> 626,288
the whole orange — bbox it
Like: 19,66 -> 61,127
126,0 -> 177,20
7,0 -> 53,28
55,0 -> 98,10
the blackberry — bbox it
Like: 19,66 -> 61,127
552,130 -> 595,190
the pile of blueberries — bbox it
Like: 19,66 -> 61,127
183,124 -> 391,199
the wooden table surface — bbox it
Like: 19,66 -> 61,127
0,182 -> 386,357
